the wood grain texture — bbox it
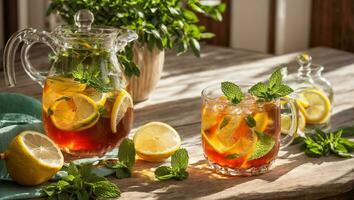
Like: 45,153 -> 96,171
0,45 -> 353,199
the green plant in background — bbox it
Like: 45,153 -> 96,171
47,0 -> 225,77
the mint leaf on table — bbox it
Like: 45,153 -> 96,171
44,162 -> 120,200
106,138 -> 136,179
302,129 -> 354,158
249,68 -> 294,101
221,81 -> 244,104
155,148 -> 189,181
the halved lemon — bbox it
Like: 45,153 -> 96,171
83,87 -> 108,106
49,94 -> 99,131
133,122 -> 181,162
3,131 -> 64,186
298,89 -> 331,124
110,89 -> 133,133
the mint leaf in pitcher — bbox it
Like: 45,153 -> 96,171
221,81 -> 244,104
249,68 -> 293,101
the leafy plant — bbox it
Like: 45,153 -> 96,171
249,68 -> 294,101
47,0 -> 226,77
44,162 -> 120,200
154,148 -> 189,180
106,138 -> 136,179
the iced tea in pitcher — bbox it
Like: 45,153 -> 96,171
42,75 -> 133,157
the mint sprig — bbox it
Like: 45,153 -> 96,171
249,68 -> 293,101
302,129 -> 354,158
154,148 -> 189,181
106,138 -> 136,179
221,81 -> 244,104
44,163 -> 120,200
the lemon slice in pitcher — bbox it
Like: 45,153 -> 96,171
298,89 -> 331,124
3,131 -> 63,186
49,94 -> 99,131
83,87 -> 108,106
110,89 -> 133,133
133,122 -> 181,162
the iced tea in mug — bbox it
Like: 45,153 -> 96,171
201,84 -> 298,176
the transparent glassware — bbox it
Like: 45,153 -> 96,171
284,53 -> 333,131
3,10 -> 138,158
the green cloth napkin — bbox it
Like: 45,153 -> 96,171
0,93 -> 116,200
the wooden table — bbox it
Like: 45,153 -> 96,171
1,45 -> 353,200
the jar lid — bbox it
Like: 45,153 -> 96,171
53,9 -> 120,38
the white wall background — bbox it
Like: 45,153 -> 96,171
230,0 -> 312,55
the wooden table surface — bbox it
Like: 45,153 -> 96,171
0,45 -> 353,200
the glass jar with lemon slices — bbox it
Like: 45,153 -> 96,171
283,53 -> 333,133
3,10 -> 137,158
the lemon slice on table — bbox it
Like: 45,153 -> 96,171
110,89 -> 133,133
83,87 -> 108,106
133,122 -> 181,162
49,94 -> 99,131
297,89 -> 331,124
2,131 -> 63,186
281,111 -> 305,135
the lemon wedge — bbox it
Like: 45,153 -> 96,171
49,94 -> 99,131
133,122 -> 181,162
111,89 -> 133,133
2,131 -> 63,186
254,112 -> 269,132
298,89 -> 331,124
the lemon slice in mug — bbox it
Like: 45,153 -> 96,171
110,89 -> 133,133
49,94 -> 99,131
1,131 -> 64,186
133,122 -> 181,162
83,87 -> 108,106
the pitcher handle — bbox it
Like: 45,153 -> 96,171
3,28 -> 57,87
280,97 -> 299,149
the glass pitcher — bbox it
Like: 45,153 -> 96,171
3,10 -> 138,158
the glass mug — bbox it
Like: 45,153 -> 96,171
201,84 -> 298,176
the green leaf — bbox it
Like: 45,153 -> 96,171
155,166 -> 174,180
200,32 -> 215,39
190,38 -> 200,57
276,84 -> 294,96
171,148 -> 189,171
245,115 -> 256,128
118,138 -> 136,169
93,181 -> 120,198
225,153 -> 240,160
268,68 -> 282,88
221,81 -> 244,104
248,82 -> 267,98
219,117 -> 230,130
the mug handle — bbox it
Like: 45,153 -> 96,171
280,97 -> 299,149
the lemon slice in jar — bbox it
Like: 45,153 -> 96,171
133,122 -> 181,162
110,89 -> 133,133
49,94 -> 99,131
297,89 -> 331,124
2,131 -> 63,186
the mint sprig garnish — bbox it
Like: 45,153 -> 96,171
221,81 -> 244,104
44,163 -> 120,200
106,138 -> 136,179
154,148 -> 189,181
248,68 -> 293,101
